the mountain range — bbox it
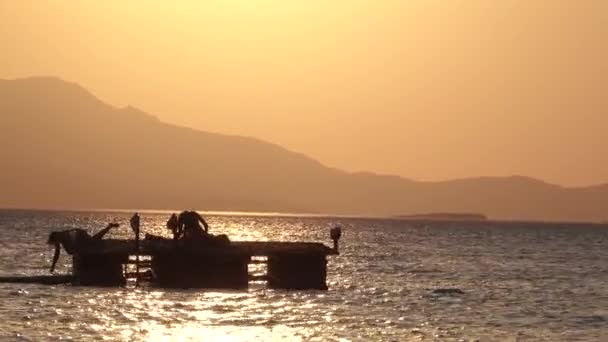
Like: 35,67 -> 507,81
1,77 -> 606,222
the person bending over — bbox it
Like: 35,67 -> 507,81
47,222 -> 120,273
177,211 -> 209,240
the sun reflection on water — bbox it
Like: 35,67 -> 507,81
81,289 -> 317,341
143,324 -> 305,342
6,211 -> 608,340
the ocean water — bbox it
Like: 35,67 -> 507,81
1,209 -> 607,341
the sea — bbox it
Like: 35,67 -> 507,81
0,209 -> 607,341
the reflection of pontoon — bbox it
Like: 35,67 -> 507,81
1,228 -> 342,290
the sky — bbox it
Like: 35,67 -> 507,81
1,1 -> 607,187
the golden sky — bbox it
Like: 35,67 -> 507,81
1,1 -> 607,186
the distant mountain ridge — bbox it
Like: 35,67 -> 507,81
1,76 -> 607,222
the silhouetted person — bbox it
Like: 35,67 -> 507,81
47,223 -> 119,273
177,211 -> 209,241
130,213 -> 142,285
330,225 -> 342,253
129,212 -> 142,248
166,213 -> 180,242
130,212 -> 141,241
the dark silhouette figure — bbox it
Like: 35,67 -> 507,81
130,213 -> 142,285
130,212 -> 141,241
330,225 -> 342,253
177,211 -> 209,241
166,213 -> 180,242
47,223 -> 119,273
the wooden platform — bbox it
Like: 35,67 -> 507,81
76,238 -> 337,257
30,233 -> 342,290
0,274 -> 73,285
0,227 -> 341,290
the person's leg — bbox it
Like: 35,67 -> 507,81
49,243 -> 61,273
91,223 -> 118,240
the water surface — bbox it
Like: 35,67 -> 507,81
1,210 -> 607,341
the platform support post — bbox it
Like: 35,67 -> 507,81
267,254 -> 328,290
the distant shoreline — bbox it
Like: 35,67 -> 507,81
394,213 -> 488,221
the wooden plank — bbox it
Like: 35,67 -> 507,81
77,238 -> 336,257
0,275 -> 73,285
124,261 -> 152,267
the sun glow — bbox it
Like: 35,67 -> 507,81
2,1 -> 607,185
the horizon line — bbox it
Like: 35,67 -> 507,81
1,206 -> 607,226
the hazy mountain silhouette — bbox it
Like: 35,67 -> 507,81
1,77 -> 607,221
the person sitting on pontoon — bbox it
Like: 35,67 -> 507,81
47,222 -> 120,273
177,210 -> 209,241
166,213 -> 180,241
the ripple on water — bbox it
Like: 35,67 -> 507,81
1,211 -> 608,340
